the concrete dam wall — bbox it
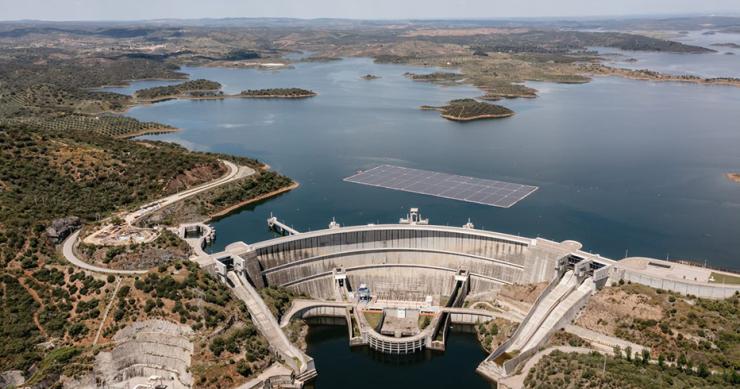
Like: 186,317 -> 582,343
243,225 -> 561,298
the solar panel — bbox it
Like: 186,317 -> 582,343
344,165 -> 538,208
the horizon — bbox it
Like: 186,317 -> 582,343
2,13 -> 740,25
1,0 -> 740,22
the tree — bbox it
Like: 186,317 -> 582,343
625,346 -> 632,361
236,359 -> 252,377
698,363 -> 710,378
641,349 -> 650,366
658,354 -> 665,369
677,353 -> 687,371
613,345 -> 621,359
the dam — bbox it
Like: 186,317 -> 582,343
202,208 -> 626,386
201,208 -> 740,387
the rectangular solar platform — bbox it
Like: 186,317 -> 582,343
344,165 -> 538,208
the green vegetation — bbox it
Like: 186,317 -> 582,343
709,272 -> 740,284
259,286 -> 302,321
423,98 -> 514,121
0,274 -> 43,371
78,229 -> 191,270
8,113 -> 176,138
208,324 -> 269,361
363,311 -> 384,330
524,350 -> 738,389
0,124 -> 219,254
139,170 -> 295,226
579,284 -> 740,372
475,318 -> 517,352
0,121 -> 280,382
240,88 -> 316,98
405,71 -> 465,84
134,79 -> 222,101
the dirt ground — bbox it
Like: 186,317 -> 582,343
497,282 -> 548,304
575,286 -> 663,336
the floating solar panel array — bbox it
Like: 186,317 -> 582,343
344,165 -> 538,208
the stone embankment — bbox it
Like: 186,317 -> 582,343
94,320 -> 194,389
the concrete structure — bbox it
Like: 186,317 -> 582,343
612,257 -> 740,299
226,271 -> 317,383
46,216 -> 81,243
204,209 -> 618,384
216,221 -> 604,301
203,208 -> 740,387
95,320 -> 194,389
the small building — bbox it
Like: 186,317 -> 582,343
46,216 -> 81,243
358,283 -> 371,301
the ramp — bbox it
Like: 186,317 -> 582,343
227,271 -> 317,382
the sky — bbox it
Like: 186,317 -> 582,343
0,0 -> 739,21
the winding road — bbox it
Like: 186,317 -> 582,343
62,159 -> 255,274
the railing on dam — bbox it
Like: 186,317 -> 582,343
238,224 -> 555,293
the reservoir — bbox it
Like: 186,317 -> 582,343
100,54 -> 740,387
106,57 -> 740,269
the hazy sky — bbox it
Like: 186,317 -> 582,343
1,0 -> 739,21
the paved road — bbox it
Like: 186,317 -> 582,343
62,230 -> 148,275
63,160 -> 255,274
279,299 -> 353,328
124,160 -> 254,225
227,271 -> 314,375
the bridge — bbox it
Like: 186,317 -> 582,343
267,215 -> 300,236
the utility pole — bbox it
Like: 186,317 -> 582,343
603,352 -> 607,376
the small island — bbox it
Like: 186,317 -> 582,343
421,98 -> 514,121
726,173 -> 740,183
405,71 -> 465,84
239,88 -> 317,98
362,74 -> 380,80
133,79 -> 223,102
712,42 -> 740,49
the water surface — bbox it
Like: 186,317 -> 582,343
595,30 -> 740,78
304,324 -> 494,389
108,58 -> 740,268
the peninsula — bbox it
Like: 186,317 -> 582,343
133,79 -> 222,102
581,64 -> 740,87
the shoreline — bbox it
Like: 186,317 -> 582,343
726,173 -> 740,183
582,64 -> 740,88
117,126 -> 181,139
441,112 -> 515,121
91,76 -> 188,89
207,181 -> 300,220
134,92 -> 317,105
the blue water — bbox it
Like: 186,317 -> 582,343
595,30 -> 740,78
304,324 -> 493,389
105,57 -> 740,269
97,55 -> 740,388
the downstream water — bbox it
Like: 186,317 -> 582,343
304,324 -> 493,389
99,54 -> 740,387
